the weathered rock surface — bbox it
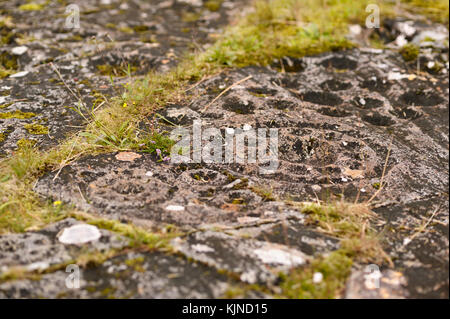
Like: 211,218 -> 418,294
32,46 -> 449,297
1,3 -> 448,299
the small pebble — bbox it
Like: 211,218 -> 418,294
313,272 -> 323,284
11,46 -> 28,55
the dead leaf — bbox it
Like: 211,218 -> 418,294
343,167 -> 364,179
115,152 -> 142,162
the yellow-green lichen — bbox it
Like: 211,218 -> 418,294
0,52 -> 18,79
0,111 -> 36,119
401,0 -> 449,24
204,0 -> 223,12
24,124 -> 49,135
16,138 -> 37,149
18,2 -> 46,11
0,102 -> 13,109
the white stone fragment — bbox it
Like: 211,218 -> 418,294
253,247 -> 305,267
11,46 -> 28,55
9,71 -> 29,78
240,271 -> 257,284
58,224 -> 101,245
145,171 -> 153,177
224,179 -> 242,189
388,71 -> 410,81
349,24 -> 362,35
225,127 -> 234,134
26,261 -> 50,271
403,237 -> 412,246
166,205 -> 185,211
177,0 -> 203,6
395,35 -> 408,47
313,272 -> 323,284
192,244 -> 214,253
396,21 -> 416,37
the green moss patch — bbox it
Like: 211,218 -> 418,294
401,0 -> 449,24
0,52 -> 18,79
0,111 -> 36,119
399,43 -> 420,62
278,250 -> 353,299
18,2 -> 46,11
24,123 -> 49,135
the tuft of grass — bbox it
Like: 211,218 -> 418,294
291,201 -> 391,265
0,180 -> 66,234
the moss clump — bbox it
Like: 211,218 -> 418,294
132,25 -> 149,33
24,124 -> 49,135
1,30 -> 15,45
125,256 -> 145,272
182,11 -> 202,23
401,0 -> 449,24
399,43 -> 419,62
278,250 -> 353,299
0,133 -> 5,143
118,26 -> 134,34
204,0 -> 223,12
0,111 -> 36,119
18,3 -> 45,11
250,186 -> 275,201
16,138 -> 37,149
0,52 -> 18,79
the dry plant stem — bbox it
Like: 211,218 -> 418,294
368,138 -> 393,203
49,62 -> 85,107
201,75 -> 253,112
406,206 -> 442,245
